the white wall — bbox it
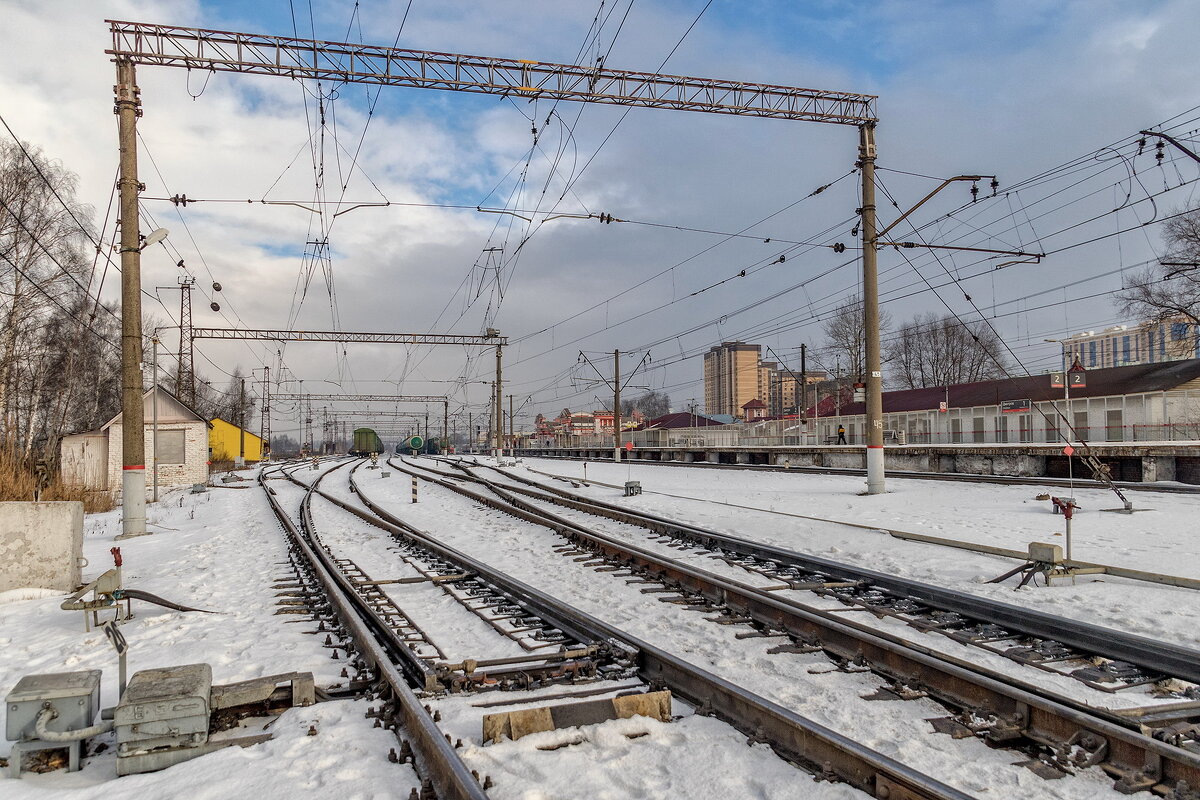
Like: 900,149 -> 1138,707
0,501 -> 83,592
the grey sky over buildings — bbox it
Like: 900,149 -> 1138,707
3,0 -> 1199,436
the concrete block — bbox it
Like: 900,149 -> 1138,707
0,501 -> 83,593
1142,456 -> 1176,482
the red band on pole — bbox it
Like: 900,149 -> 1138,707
122,465 -> 146,470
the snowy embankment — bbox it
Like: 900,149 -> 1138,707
0,464 -> 414,799
502,457 -> 1200,649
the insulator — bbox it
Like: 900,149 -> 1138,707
210,301 -> 220,312
212,281 -> 222,292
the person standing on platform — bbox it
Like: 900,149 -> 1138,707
837,424 -> 847,445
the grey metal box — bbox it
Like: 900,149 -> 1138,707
6,670 -> 101,742
115,663 -> 211,755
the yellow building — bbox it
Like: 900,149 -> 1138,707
208,418 -> 264,463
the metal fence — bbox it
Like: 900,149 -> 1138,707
534,389 -> 1200,448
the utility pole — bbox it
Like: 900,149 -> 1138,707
115,57 -> 147,539
613,349 -> 622,463
799,343 -> 807,435
238,376 -> 246,465
176,275 -> 195,406
494,344 -> 503,458
260,365 -> 270,460
508,394 -> 514,456
151,335 -> 159,503
443,400 -> 448,448
468,412 -> 473,453
860,123 -> 885,494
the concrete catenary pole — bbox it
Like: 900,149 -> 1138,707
442,400 -> 448,448
859,123 -> 885,494
115,58 -> 147,539
151,335 -> 159,503
238,376 -> 246,463
494,344 -> 503,458
613,349 -> 622,463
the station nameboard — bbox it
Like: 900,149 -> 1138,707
1000,399 -> 1031,413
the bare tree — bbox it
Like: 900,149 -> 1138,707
621,390 -> 670,419
1118,206 -> 1200,326
0,140 -> 100,457
886,312 -> 1009,389
820,295 -> 891,383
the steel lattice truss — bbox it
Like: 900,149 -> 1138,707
107,20 -> 878,125
189,328 -> 506,346
273,393 -> 446,403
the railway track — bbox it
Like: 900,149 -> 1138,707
388,454 -> 1200,796
515,453 -> 1200,494
263,458 -> 973,800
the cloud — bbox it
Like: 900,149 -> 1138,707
3,0 -> 1198,429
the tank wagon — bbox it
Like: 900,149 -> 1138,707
394,436 -> 443,455
349,427 -> 383,456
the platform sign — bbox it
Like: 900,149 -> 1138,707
624,441 -> 633,451
1068,371 -> 1086,388
1050,372 -> 1065,388
938,401 -> 948,413
1000,399 -> 1031,413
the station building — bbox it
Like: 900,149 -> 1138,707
808,358 -> 1200,446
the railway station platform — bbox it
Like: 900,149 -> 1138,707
514,442 -> 1200,484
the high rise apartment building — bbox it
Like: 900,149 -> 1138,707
704,342 -> 825,418
703,342 -> 762,417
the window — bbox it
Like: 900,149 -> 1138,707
972,416 -> 985,443
950,417 -> 962,444
1019,414 -> 1033,443
994,415 -> 1008,443
1088,341 -> 1097,367
1073,411 -> 1089,442
1045,414 -> 1059,443
157,430 -> 186,464
1106,410 -> 1124,442
1122,335 -> 1130,364
1171,322 -> 1189,341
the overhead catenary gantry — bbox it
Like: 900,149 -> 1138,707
106,19 -> 883,539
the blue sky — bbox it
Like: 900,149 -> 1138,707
4,0 -> 1199,431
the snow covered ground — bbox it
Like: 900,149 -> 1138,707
0,466 -> 417,799
2,456 -> 1197,799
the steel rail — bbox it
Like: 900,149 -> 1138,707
259,461 -> 489,800
519,453 -> 1200,494
394,457 -> 1200,795
340,462 -> 973,800
472,461 -> 1200,686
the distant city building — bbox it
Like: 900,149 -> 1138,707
741,398 -> 767,420
704,341 -> 761,418
1059,317 -> 1200,369
703,341 -> 825,418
